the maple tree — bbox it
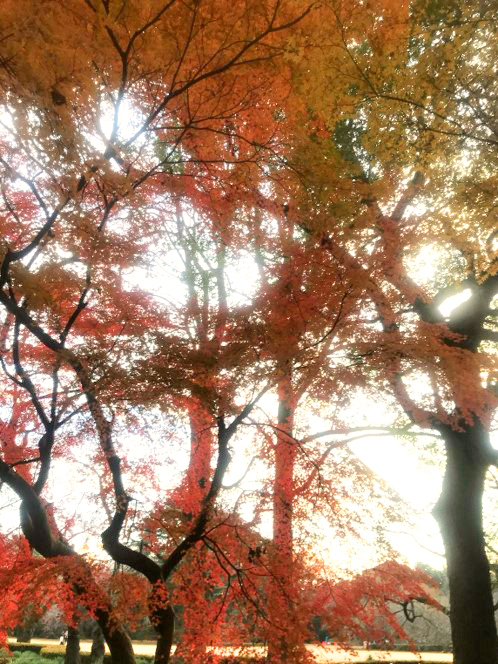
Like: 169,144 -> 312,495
1,1 -> 488,663
0,1 -> 314,662
121,200 -> 414,662
0,187 -> 421,664
276,2 -> 498,663
0,322 -> 142,659
240,208 -> 364,663
160,191 -> 431,661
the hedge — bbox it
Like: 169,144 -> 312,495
40,649 -> 152,663
7,645 -> 42,655
39,652 -> 264,664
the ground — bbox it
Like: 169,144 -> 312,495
8,639 -> 454,662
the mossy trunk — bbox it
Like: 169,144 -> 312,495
90,624 -> 105,664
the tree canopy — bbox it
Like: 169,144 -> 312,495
0,2 -> 497,664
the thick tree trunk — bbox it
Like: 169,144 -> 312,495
433,425 -> 498,664
177,400 -> 214,515
90,624 -> 105,664
64,626 -> 81,664
151,602 -> 175,664
94,608 -> 136,664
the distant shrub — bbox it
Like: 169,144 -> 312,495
7,645 -> 42,655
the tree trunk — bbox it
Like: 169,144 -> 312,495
168,402 -> 214,663
15,628 -> 33,643
433,424 -> 498,664
267,374 -> 305,664
94,607 -> 136,664
171,562 -> 211,664
64,626 -> 81,664
151,602 -> 175,664
178,400 -> 214,515
90,624 -> 105,664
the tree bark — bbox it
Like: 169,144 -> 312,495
267,374 -> 305,664
169,403 -> 214,663
90,624 -> 105,664
152,609 -> 175,664
15,628 -> 33,643
433,424 -> 498,664
150,586 -> 175,664
86,608 -> 134,664
64,626 -> 81,664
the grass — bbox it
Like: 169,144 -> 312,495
4,652 -> 154,664
13,653 -> 63,664
1,651 -> 265,664
39,648 -> 154,663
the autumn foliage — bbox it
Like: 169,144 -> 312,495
0,1 -> 497,664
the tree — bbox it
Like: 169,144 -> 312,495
0,2 -> 465,663
213,195 -> 432,660
278,2 -> 498,662
0,2 -> 314,662
244,207 -> 361,662
0,325 -> 137,662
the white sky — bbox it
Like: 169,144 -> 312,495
351,436 -> 445,567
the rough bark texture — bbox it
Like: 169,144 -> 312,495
89,624 -> 105,664
64,626 -> 81,664
433,425 -> 498,664
92,608 -> 135,664
153,609 -> 175,664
